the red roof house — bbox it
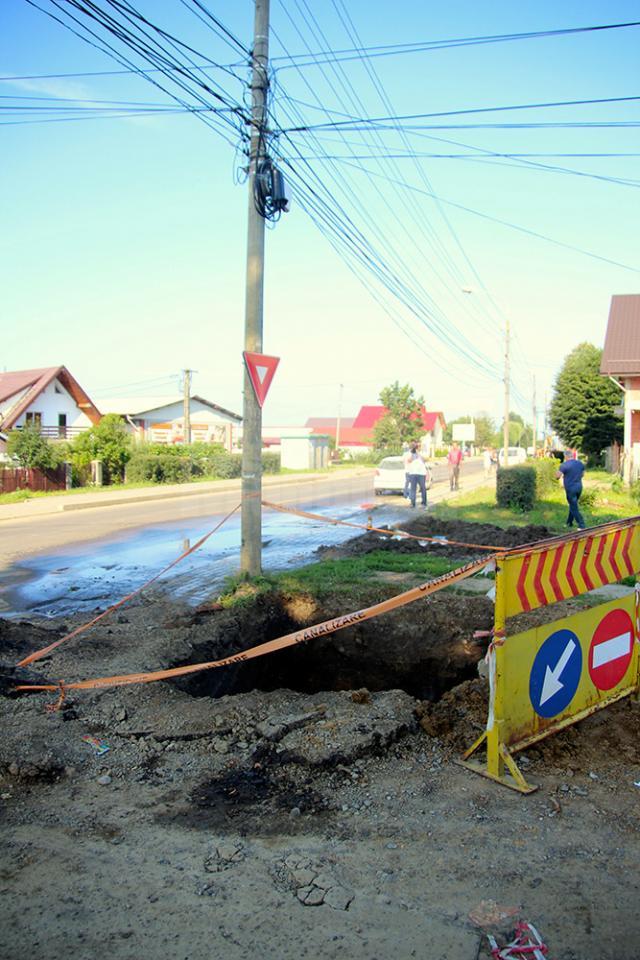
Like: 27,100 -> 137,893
0,366 -> 101,447
307,405 -> 446,452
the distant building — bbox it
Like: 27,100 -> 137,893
0,366 -> 101,453
307,405 -> 446,455
600,293 -> 640,481
100,395 -> 242,449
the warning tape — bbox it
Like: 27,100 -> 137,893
261,499 -> 503,551
14,554 -> 491,696
16,501 -> 243,668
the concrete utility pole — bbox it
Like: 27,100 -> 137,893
503,317 -> 510,466
335,382 -> 344,453
532,375 -> 537,456
241,0 -> 270,576
183,368 -> 192,445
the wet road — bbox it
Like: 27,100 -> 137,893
0,461 -> 483,618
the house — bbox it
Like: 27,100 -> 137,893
307,405 -> 446,456
0,366 -> 101,453
600,294 -> 640,482
100,395 -> 242,450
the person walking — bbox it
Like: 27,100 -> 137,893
482,447 -> 492,480
447,441 -> 463,491
407,442 -> 428,508
402,444 -> 413,500
556,455 -> 586,529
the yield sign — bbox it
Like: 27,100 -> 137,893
588,607 -> 634,691
243,351 -> 280,408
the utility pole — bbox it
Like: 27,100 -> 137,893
182,368 -> 192,445
503,317 -> 510,466
241,0 -> 270,577
335,382 -> 344,453
532,375 -> 537,456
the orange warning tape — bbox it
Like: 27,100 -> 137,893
15,554 -> 490,696
17,501 -> 243,668
261,499 -> 503,551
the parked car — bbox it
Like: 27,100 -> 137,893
498,446 -> 527,466
373,455 -> 433,495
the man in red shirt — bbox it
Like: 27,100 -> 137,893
447,442 -> 463,491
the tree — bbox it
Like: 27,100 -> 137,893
550,342 -> 623,462
7,425 -> 59,471
494,411 -> 534,449
70,414 -> 132,483
373,381 -> 425,453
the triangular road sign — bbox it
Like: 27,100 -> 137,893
243,351 -> 280,408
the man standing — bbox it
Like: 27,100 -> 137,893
556,455 -> 586,529
447,441 -> 463,491
407,442 -> 428,508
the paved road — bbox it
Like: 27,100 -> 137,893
0,460 -> 485,617
0,460 -> 483,566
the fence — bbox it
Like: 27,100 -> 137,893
0,465 -> 68,493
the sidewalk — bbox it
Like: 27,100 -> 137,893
0,469 -> 372,523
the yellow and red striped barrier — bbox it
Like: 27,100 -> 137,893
460,516 -> 640,793
502,517 -> 640,617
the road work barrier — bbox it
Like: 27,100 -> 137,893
460,516 -> 640,793
15,555 -> 490,698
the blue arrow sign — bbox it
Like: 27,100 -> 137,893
529,628 -> 582,718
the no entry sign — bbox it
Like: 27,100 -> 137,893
589,607 -> 635,691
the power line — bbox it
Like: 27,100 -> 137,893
338,158 -> 640,273
281,95 -> 640,133
271,20 -> 640,67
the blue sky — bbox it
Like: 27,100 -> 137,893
2,1 -> 639,431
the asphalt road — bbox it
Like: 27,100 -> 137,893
0,460 -> 485,617
0,460 -> 483,568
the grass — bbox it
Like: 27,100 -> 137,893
219,551 -> 462,608
433,470 -> 639,531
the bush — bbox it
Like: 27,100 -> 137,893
579,487 -> 598,509
7,426 -> 61,471
529,457 -> 558,497
126,453 -> 193,484
496,465 -> 536,512
261,452 -> 280,474
70,414 -> 131,483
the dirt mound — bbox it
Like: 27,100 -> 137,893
320,516 -> 553,560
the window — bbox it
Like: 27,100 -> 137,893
25,412 -> 42,430
58,413 -> 67,438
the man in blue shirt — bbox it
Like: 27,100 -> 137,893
556,456 -> 586,529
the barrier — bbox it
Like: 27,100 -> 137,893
459,517 -> 640,793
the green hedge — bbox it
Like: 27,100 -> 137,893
125,447 -> 280,484
496,465 -> 536,511
529,457 -> 558,497
126,453 -> 195,484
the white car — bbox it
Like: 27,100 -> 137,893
373,455 -> 433,495
498,446 -> 527,466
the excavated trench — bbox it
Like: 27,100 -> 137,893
170,592 -> 494,703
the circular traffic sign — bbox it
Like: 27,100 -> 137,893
588,608 -> 635,691
529,628 -> 582,719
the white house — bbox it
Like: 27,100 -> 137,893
0,366 -> 101,453
100,395 -> 242,450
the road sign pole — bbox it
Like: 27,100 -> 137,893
241,0 -> 270,577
